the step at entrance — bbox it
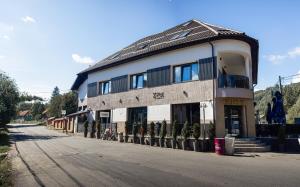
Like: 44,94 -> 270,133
234,138 -> 271,153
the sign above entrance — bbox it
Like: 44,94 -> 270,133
100,112 -> 110,118
153,92 -> 164,99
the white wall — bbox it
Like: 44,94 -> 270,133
78,79 -> 87,106
200,101 -> 214,123
112,108 -> 127,122
87,40 -> 252,86
88,43 -> 212,83
147,104 -> 171,122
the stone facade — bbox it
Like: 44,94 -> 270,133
87,79 -> 214,111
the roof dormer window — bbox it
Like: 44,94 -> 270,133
170,30 -> 191,40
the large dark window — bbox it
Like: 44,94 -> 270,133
147,66 -> 170,87
111,75 -> 128,93
174,62 -> 199,83
131,73 -> 147,89
127,107 -> 147,134
87,82 -> 97,98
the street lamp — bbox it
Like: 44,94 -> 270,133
200,103 -> 207,139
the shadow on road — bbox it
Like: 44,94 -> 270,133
12,134 -> 67,142
7,124 -> 44,129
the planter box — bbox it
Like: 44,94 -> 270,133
159,138 -> 165,148
193,140 -> 200,152
140,137 -> 145,145
118,133 -> 124,142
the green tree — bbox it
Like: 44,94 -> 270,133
0,72 -> 19,127
61,91 -> 78,115
48,87 -> 62,118
51,86 -> 60,98
287,97 -> 300,123
31,102 -> 45,120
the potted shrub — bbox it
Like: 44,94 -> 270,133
140,119 -> 147,145
172,120 -> 178,149
208,122 -> 216,152
132,122 -> 138,144
155,122 -> 161,146
90,121 -> 96,138
181,121 -> 190,150
96,121 -> 101,139
84,120 -> 88,138
149,122 -> 155,146
159,120 -> 167,147
193,123 -> 200,152
124,121 -> 129,143
278,125 -> 286,152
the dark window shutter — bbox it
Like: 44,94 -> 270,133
147,66 -> 170,87
87,82 -> 97,98
111,75 -> 128,93
199,57 -> 216,80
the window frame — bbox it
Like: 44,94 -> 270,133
130,72 -> 147,89
173,62 -> 199,83
100,80 -> 111,95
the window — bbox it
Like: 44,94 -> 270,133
101,81 -> 111,95
182,65 -> 191,81
174,66 -> 181,83
191,63 -> 199,80
174,62 -> 199,83
109,53 -> 120,60
170,30 -> 191,40
131,73 -> 147,89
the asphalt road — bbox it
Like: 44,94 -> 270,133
9,123 -> 300,187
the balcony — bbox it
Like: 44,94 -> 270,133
218,75 -> 249,89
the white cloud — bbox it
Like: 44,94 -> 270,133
265,46 -> 300,64
292,70 -> 300,83
21,16 -> 36,23
72,54 -> 94,64
288,47 -> 300,58
2,35 -> 10,40
263,54 -> 286,64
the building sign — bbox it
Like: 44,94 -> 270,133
61,110 -> 66,115
100,112 -> 110,118
153,92 -> 164,99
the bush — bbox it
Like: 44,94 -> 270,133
140,119 -> 147,137
172,120 -> 179,140
149,122 -> 155,138
181,121 -> 190,140
193,123 -> 200,140
132,122 -> 138,137
160,120 -> 167,138
84,120 -> 88,128
125,121 -> 129,135
208,122 -> 215,140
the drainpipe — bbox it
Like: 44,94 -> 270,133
208,42 -> 216,129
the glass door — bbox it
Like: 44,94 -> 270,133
224,105 -> 243,137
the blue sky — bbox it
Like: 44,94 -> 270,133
1,0 -> 300,100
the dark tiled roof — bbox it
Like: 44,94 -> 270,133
72,19 -> 258,90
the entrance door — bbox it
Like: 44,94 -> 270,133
224,105 -> 243,137
127,107 -> 147,134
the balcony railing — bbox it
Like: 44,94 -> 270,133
218,74 -> 249,89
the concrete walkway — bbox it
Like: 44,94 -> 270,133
9,123 -> 300,187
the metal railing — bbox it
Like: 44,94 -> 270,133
218,74 -> 249,89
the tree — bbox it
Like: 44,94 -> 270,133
287,97 -> 300,123
31,102 -> 45,120
61,91 -> 77,115
51,86 -> 60,98
0,72 -> 19,127
48,87 -> 62,118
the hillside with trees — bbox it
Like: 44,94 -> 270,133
255,82 -> 300,123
